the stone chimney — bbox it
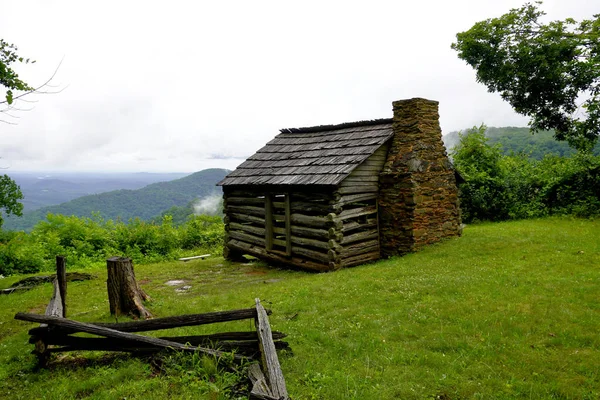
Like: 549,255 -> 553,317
378,98 -> 461,257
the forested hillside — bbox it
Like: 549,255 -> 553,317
443,127 -> 600,158
4,169 -> 228,231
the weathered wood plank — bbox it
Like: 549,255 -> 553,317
265,194 -> 273,251
284,194 -> 292,256
29,308 -> 264,336
45,279 -> 63,319
178,254 -> 211,261
56,256 -> 67,318
16,313 -> 245,360
249,363 -> 274,399
255,299 -> 288,400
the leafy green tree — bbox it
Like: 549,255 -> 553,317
451,125 -> 511,221
0,39 -> 34,106
0,174 -> 23,229
451,2 -> 600,151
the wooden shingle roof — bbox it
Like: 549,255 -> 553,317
218,119 -> 393,186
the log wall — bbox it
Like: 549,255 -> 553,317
333,143 -> 389,267
223,188 -> 339,271
223,143 -> 389,271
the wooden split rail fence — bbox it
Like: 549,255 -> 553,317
13,257 -> 290,400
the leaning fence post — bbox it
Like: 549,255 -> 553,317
56,256 -> 67,318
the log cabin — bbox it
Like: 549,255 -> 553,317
217,98 -> 461,271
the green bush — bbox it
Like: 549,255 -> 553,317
0,211 -> 225,276
452,126 -> 600,222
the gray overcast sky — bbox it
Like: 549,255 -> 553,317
1,0 -> 597,172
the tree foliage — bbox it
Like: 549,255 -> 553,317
0,174 -> 24,229
451,2 -> 600,151
0,39 -> 34,105
451,126 -> 600,222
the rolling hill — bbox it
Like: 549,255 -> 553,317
4,168 -> 228,231
5,171 -> 190,211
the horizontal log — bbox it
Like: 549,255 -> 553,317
290,245 -> 329,263
339,205 -> 377,220
229,212 -> 265,225
342,240 -> 380,258
291,235 -> 329,250
290,201 -> 341,214
228,240 -> 330,271
230,222 -> 266,237
229,230 -> 265,247
342,251 -> 381,268
290,191 -> 336,202
225,196 -> 265,205
224,190 -> 264,198
1,286 -> 33,295
341,221 -> 377,233
274,225 -> 328,240
335,193 -> 377,206
9,272 -> 96,289
291,213 -> 337,229
226,205 -> 266,217
336,185 -> 379,195
16,313 -> 245,360
32,330 -> 287,344
342,175 -> 380,183
341,230 -> 378,245
29,308 -> 265,336
40,336 -> 290,356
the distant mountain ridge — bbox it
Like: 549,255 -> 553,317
443,127 -> 600,158
4,168 -> 229,231
5,171 -> 190,211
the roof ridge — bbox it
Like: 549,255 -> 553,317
280,118 -> 392,134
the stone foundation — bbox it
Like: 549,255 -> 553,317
378,98 -> 461,257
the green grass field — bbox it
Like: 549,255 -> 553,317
1,217 -> 598,399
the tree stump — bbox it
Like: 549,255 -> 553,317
106,257 -> 152,319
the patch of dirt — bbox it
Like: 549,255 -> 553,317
244,270 -> 267,276
27,304 -> 46,314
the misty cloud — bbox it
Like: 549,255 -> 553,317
192,193 -> 222,216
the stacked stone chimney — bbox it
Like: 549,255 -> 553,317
378,98 -> 461,257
